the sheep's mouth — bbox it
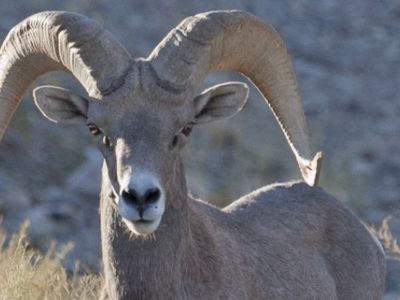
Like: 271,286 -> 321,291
135,219 -> 153,224
122,217 -> 162,236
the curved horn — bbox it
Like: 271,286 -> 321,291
149,10 -> 322,186
0,11 -> 132,141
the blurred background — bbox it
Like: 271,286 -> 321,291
0,0 -> 399,298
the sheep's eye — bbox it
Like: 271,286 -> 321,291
171,123 -> 195,149
181,124 -> 193,136
87,124 -> 102,136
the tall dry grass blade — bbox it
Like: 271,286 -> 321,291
369,216 -> 400,261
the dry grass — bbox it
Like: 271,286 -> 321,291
0,222 -> 101,300
370,216 -> 400,261
0,218 -> 398,299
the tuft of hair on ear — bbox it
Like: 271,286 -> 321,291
194,82 -> 249,124
33,85 -> 89,125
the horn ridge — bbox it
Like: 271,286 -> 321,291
149,10 -> 322,186
0,11 -> 132,140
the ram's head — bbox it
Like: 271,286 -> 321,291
0,10 -> 321,235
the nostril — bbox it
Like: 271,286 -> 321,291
122,187 -> 161,206
144,188 -> 161,204
122,189 -> 139,205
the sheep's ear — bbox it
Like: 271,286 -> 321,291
33,86 -> 89,125
193,82 -> 249,124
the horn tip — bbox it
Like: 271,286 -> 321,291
302,151 -> 323,187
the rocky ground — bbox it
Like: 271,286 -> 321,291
0,0 -> 399,297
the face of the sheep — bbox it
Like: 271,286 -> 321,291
33,74 -> 248,236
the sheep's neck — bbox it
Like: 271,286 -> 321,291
100,160 -> 205,299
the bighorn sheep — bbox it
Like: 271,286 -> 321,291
0,10 -> 385,299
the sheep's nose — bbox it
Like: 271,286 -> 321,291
122,187 -> 161,209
